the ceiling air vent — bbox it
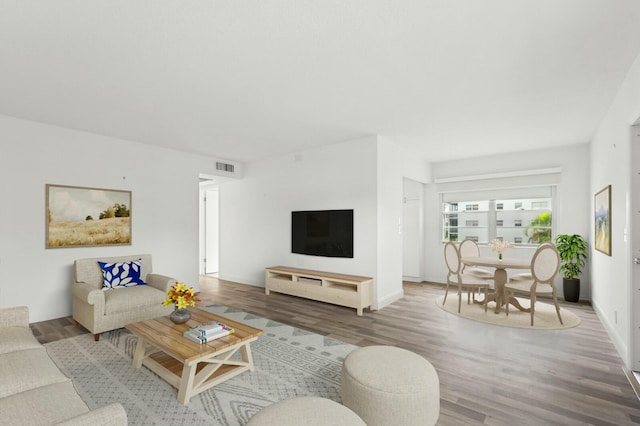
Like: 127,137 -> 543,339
215,162 -> 235,173
211,158 -> 243,179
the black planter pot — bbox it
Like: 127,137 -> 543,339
563,278 -> 580,303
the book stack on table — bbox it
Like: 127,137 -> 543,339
183,321 -> 235,344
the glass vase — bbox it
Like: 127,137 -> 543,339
169,308 -> 191,324
498,253 -> 503,260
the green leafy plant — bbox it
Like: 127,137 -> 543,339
526,212 -> 552,243
554,234 -> 588,279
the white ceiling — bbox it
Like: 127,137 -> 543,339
2,1 -> 640,164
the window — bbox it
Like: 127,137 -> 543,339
442,196 -> 552,245
443,203 -> 459,241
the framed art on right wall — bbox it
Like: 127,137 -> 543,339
594,185 -> 611,256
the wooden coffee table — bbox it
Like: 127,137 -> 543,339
125,307 -> 263,404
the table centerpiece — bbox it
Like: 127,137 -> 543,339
163,282 -> 199,324
488,239 -> 514,260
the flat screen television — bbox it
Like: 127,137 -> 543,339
291,209 -> 354,258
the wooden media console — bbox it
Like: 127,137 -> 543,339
264,266 -> 373,315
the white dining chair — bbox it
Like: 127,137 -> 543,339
459,239 -> 494,279
444,242 -> 493,313
505,243 -> 563,326
508,241 -> 554,282
458,239 -> 494,303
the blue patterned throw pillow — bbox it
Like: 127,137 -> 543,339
98,258 -> 146,290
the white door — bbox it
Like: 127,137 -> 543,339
204,189 -> 219,274
403,178 -> 423,280
631,124 -> 640,371
199,189 -> 206,274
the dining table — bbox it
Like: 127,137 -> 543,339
460,256 -> 532,313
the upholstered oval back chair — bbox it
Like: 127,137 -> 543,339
443,242 -> 492,313
458,239 -> 493,279
505,243 -> 562,326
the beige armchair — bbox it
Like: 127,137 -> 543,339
72,254 -> 175,340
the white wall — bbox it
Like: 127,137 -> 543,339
218,136 -> 429,310
218,136 -> 379,290
376,138 -> 430,306
0,115 -> 219,322
423,144 -> 591,299
590,51 -> 640,368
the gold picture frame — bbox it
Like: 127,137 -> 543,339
46,184 -> 132,248
594,185 -> 611,256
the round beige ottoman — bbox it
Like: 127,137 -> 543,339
246,396 -> 366,426
341,346 -> 440,426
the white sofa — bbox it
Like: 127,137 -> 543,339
72,254 -> 175,340
0,306 -> 127,425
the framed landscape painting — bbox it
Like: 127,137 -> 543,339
594,185 -> 611,256
46,184 -> 132,248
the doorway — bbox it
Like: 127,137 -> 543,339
403,177 -> 424,281
199,179 -> 219,276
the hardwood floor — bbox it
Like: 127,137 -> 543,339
32,277 -> 640,425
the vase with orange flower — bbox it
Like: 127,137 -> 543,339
163,282 -> 198,324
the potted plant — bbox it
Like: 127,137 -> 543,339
554,234 -> 588,302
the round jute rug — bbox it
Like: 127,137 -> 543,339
436,295 -> 581,330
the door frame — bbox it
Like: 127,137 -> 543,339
199,178 -> 219,275
631,123 -> 640,371
402,177 -> 425,282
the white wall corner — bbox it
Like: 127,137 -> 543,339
375,288 -> 404,311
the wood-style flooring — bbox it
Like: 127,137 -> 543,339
31,277 -> 640,425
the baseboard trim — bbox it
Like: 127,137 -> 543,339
376,289 -> 404,311
592,299 -> 629,369
623,368 -> 640,402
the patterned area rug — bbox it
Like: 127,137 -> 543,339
44,305 -> 357,425
436,295 -> 581,329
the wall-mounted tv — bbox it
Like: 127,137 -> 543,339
291,209 -> 354,258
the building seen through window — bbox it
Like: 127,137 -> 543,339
443,198 -> 552,245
